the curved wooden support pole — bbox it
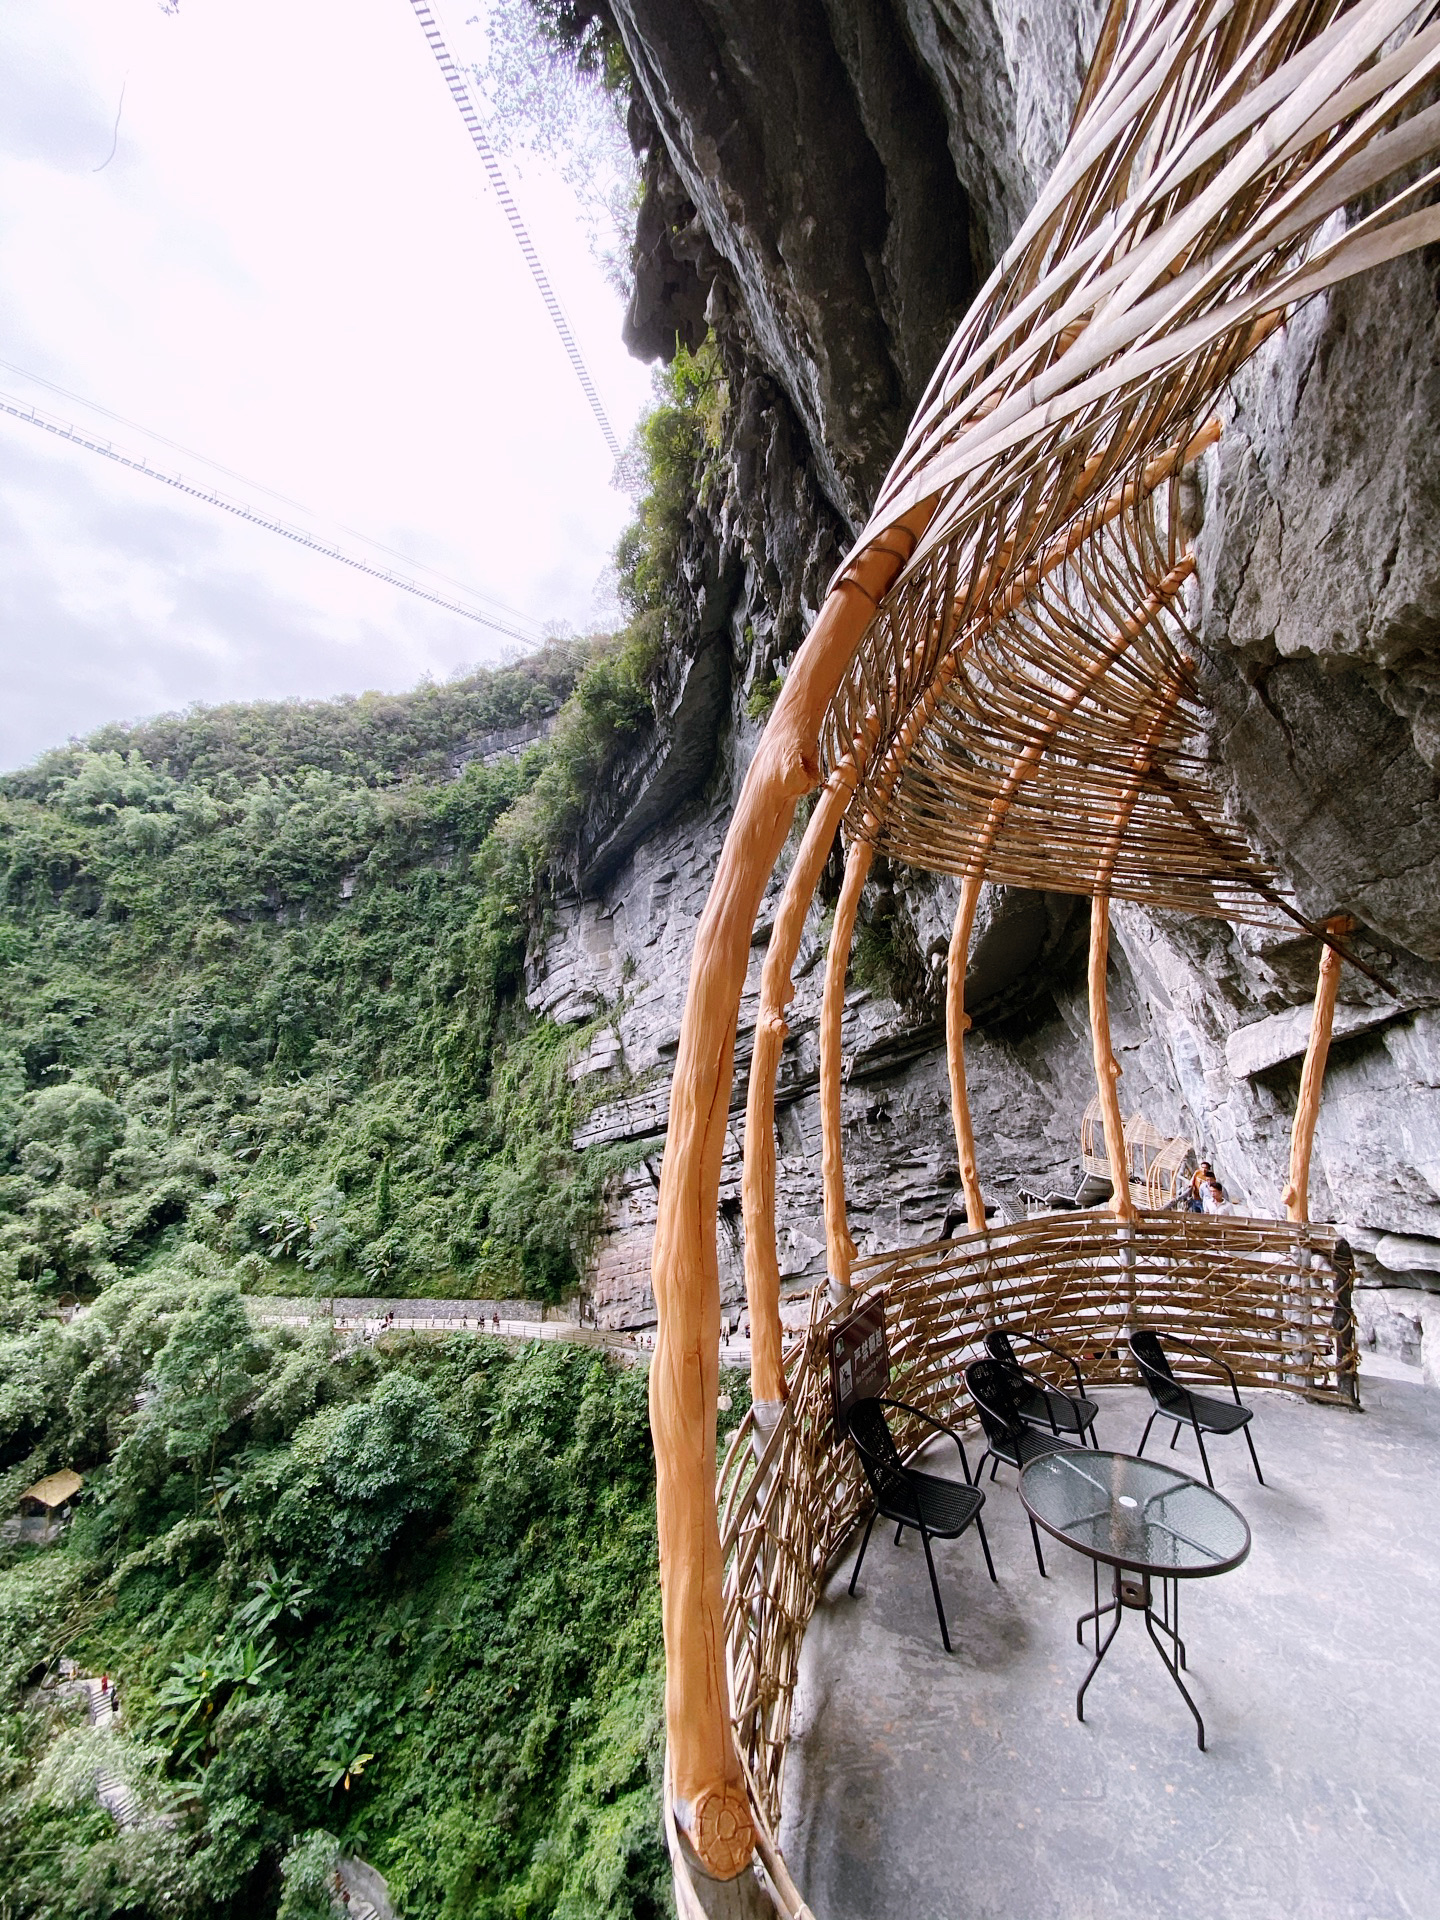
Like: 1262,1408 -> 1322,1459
825,472 -> 1193,1261
1284,915 -> 1355,1223
946,874 -> 987,1231
742,773 -> 852,1405
1088,895 -> 1136,1225
821,833 -> 874,1297
649,499 -> 933,1876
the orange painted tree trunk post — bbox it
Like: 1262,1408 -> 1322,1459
945,875 -> 987,1231
1088,665 -> 1189,1220
1087,896 -> 1137,1223
944,554 -> 1199,1238
741,771 -> 853,1413
648,503 -> 932,1878
819,834 -> 874,1300
1284,916 -> 1355,1223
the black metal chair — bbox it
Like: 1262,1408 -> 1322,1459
984,1327 -> 1100,1447
846,1396 -> 996,1652
962,1357 -> 1076,1576
1130,1329 -> 1264,1487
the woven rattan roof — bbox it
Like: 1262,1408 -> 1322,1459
819,0 -> 1440,916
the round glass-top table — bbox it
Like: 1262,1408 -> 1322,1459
1020,1450 -> 1251,1748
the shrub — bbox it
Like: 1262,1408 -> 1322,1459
276,1830 -> 340,1920
270,1372 -> 462,1575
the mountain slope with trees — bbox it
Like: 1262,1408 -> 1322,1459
0,342 -> 732,1919
1,1276 -> 687,1917
0,342 -> 723,1326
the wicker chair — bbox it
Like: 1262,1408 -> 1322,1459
984,1327 -> 1100,1447
845,1396 -> 996,1652
1130,1329 -> 1265,1488
963,1356 -> 1078,1576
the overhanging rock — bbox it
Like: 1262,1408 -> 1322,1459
1225,1002 -> 1403,1079
577,628 -> 732,895
1374,1232 -> 1440,1276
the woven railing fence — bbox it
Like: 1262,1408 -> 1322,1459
705,1209 -> 1349,1914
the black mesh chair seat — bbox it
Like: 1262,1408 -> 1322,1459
1019,1381 -> 1098,1437
963,1356 -> 1082,1576
846,1396 -> 996,1652
884,1467 -> 986,1538
1009,1423 -> 1075,1468
1130,1328 -> 1264,1487
1179,1394 -> 1251,1435
984,1328 -> 1100,1447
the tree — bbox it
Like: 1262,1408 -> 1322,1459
15,1083 -> 126,1190
276,1829 -> 341,1920
270,1372 -> 461,1575
142,1285 -> 268,1536
63,1272 -> 189,1459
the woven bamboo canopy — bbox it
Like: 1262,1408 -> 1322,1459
820,0 -> 1440,915
649,0 -> 1440,1891
823,474 -> 1259,915
829,0 -> 1440,913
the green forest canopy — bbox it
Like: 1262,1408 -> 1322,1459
0,341 -> 737,1916
0,1271 -> 707,1917
0,341 -> 725,1319
0,641 -> 644,1310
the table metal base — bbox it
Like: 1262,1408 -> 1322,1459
1075,1561 -> 1206,1748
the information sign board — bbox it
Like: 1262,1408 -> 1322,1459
829,1294 -> 890,1439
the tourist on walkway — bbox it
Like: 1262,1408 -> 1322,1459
1200,1179 -> 1231,1214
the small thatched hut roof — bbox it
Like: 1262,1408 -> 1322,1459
18,1469 -> 83,1510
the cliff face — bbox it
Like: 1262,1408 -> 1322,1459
617,0 -> 979,526
1198,264 -> 1440,961
540,1 -> 1440,1361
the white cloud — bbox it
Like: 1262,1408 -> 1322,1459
0,0 -> 652,769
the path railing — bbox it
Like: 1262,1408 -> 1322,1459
672,1209 -> 1350,1915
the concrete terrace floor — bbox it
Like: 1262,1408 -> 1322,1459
778,1364 -> 1440,1920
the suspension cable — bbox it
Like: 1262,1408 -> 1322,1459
405,0 -> 625,465
0,355 -> 543,629
0,392 -> 545,645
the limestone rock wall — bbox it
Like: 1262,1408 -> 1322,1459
1196,260 -> 1440,962
528,803 -> 1103,1328
530,0 -> 1440,1330
540,813 -> 1440,1329
612,0 -> 981,525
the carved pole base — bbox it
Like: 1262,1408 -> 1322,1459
673,1826 -> 775,1919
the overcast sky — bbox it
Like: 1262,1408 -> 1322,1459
0,0 -> 653,771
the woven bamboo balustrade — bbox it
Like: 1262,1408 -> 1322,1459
649,0 -> 1440,1899
665,1210 -> 1353,1917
